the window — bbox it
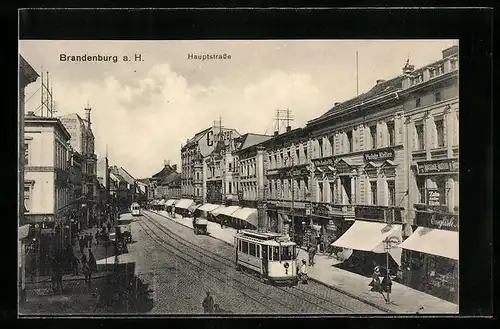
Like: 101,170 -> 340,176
229,162 -> 232,171
451,60 -> 457,70
435,91 -> 442,102
435,119 -> 445,148
317,138 -> 323,158
387,180 -> 396,206
346,130 -> 353,152
295,149 -> 300,165
24,143 -> 29,165
238,240 -> 242,252
416,98 -> 421,108
370,181 -> 378,205
329,135 -> 335,156
272,247 -> 280,261
249,243 -> 256,257
24,185 -> 31,212
304,148 -> 308,161
228,182 -> 232,194
387,121 -> 395,146
318,182 -> 323,202
242,241 -> 249,253
281,246 -> 293,261
415,122 -> 425,150
417,176 -> 426,203
429,68 -> 435,78
369,125 -> 377,149
329,182 -> 335,203
436,177 -> 447,206
257,245 -> 260,258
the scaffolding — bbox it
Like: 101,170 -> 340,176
26,68 -> 57,118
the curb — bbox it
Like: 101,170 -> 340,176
26,272 -> 114,285
148,210 -> 393,313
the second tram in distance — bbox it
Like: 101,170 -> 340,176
131,202 -> 142,216
234,230 -> 298,286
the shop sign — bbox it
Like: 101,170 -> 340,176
427,189 -> 441,206
363,147 -> 395,162
416,211 -> 459,231
312,157 -> 335,167
417,158 -> 459,175
355,205 -> 385,221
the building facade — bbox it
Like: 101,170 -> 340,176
24,114 -> 72,275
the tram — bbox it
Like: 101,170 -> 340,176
234,230 -> 298,286
130,202 -> 142,216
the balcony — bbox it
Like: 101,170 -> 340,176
354,204 -> 403,224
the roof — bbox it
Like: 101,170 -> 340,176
309,76 -> 403,124
159,172 -> 181,186
117,167 -> 136,185
152,164 -> 177,178
24,115 -> 72,141
19,55 -> 39,84
236,133 -> 272,152
136,178 -> 151,184
183,127 -> 212,148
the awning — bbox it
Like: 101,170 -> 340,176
231,207 -> 258,226
332,221 -> 403,265
210,206 -> 227,216
399,227 -> 459,260
96,253 -> 136,265
18,225 -> 30,240
188,203 -> 201,212
175,199 -> 195,209
216,206 -> 240,217
198,203 -> 222,212
158,199 -> 166,206
165,199 -> 177,206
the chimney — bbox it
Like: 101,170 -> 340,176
376,79 -> 386,85
442,45 -> 458,59
85,106 -> 92,128
334,102 -> 340,107
172,164 -> 177,171
274,131 -> 279,136
286,126 -> 291,132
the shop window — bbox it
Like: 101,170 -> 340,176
369,125 -> 377,149
415,122 -> 425,151
435,118 -> 445,148
346,130 -> 353,152
387,121 -> 395,146
435,91 -> 442,102
387,180 -> 396,206
318,182 -> 323,202
416,98 -> 421,108
370,181 -> 378,205
249,243 -> 256,257
417,176 -> 426,204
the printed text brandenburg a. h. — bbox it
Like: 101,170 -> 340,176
60,53 -> 144,63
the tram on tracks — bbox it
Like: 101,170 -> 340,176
234,230 -> 298,286
130,202 -> 142,216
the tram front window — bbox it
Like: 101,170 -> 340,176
281,246 -> 294,261
272,247 -> 279,261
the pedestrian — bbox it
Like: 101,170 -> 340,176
95,231 -> 100,246
81,252 -> 87,266
369,263 -> 387,302
202,291 -> 214,314
71,253 -> 80,276
308,244 -> 316,266
50,255 -> 58,294
83,262 -> 91,287
88,233 -> 94,247
299,259 -> 308,284
88,248 -> 98,273
79,236 -> 85,254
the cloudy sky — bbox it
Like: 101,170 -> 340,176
20,39 -> 456,178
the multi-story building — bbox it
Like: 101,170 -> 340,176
181,125 -> 241,204
109,165 -> 138,212
96,154 -> 110,201
19,55 -> 39,302
261,127 -> 313,241
398,45 -> 459,303
59,108 -> 98,200
149,161 -> 179,200
24,113 -> 72,274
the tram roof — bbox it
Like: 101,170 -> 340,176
236,230 -> 296,246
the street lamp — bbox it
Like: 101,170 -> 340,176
383,235 -> 401,304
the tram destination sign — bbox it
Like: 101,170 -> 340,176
363,147 -> 395,162
417,158 -> 459,175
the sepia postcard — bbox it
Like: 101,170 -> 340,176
18,39 -> 460,316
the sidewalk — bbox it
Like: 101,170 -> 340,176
150,210 -> 458,314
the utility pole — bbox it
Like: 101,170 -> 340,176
274,109 -> 294,134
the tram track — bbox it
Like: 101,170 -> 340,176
136,217 -> 293,313
140,211 -> 378,314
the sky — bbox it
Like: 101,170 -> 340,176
20,39 -> 457,178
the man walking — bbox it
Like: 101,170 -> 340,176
202,291 -> 214,314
